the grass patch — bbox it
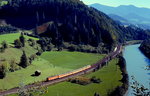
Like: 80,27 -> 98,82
0,33 -> 38,44
40,51 -> 105,69
0,45 -> 37,62
7,94 -> 16,96
0,0 -> 8,6
0,51 -> 104,90
0,33 -> 39,64
0,58 -> 71,90
0,33 -> 106,94
43,58 -> 122,96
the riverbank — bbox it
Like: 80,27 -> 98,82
124,40 -> 142,46
123,44 -> 150,95
139,40 -> 150,59
109,54 -> 129,96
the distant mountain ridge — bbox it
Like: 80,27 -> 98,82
108,14 -> 130,25
90,3 -> 150,29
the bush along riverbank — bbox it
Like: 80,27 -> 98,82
123,40 -> 142,46
139,39 -> 150,59
108,54 -> 129,96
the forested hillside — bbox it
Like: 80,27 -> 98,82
139,39 -> 150,58
119,26 -> 150,41
0,25 -> 17,34
0,0 -> 150,52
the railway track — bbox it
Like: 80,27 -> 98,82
0,45 -> 122,96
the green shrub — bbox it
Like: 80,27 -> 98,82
0,64 -> 7,79
69,76 -> 91,85
91,76 -> 102,84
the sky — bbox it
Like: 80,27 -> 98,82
81,0 -> 150,8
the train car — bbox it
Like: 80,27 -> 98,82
46,45 -> 122,82
58,65 -> 91,79
59,73 -> 70,78
47,75 -> 59,81
71,69 -> 81,74
83,65 -> 91,70
118,45 -> 122,53
47,65 -> 92,81
114,47 -> 117,52
71,65 -> 91,74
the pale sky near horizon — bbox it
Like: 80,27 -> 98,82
81,0 -> 150,8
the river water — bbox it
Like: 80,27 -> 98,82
123,44 -> 150,96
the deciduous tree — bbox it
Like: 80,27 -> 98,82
14,39 -> 22,48
1,40 -> 8,49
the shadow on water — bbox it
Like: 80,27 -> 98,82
145,58 -> 150,66
143,56 -> 150,75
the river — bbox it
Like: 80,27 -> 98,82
123,44 -> 150,96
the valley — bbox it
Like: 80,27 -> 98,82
8,58 -> 122,96
0,0 -> 149,96
0,32 -> 104,90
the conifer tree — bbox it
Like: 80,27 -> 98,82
1,41 -> 8,49
0,64 -> 6,79
19,34 -> 25,47
19,51 -> 29,68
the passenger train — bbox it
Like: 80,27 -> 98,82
46,45 -> 122,82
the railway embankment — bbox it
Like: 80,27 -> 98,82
124,40 -> 142,46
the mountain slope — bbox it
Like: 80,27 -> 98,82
0,0 -> 126,50
90,3 -> 150,29
108,14 -> 130,25
0,0 -> 150,52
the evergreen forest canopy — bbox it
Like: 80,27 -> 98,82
140,39 -> 150,58
0,0 -> 150,52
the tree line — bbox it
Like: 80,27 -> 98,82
139,39 -> 150,58
0,25 -> 17,35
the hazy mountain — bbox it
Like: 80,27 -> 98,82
108,14 -> 130,25
0,0 -> 124,51
90,3 -> 150,29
